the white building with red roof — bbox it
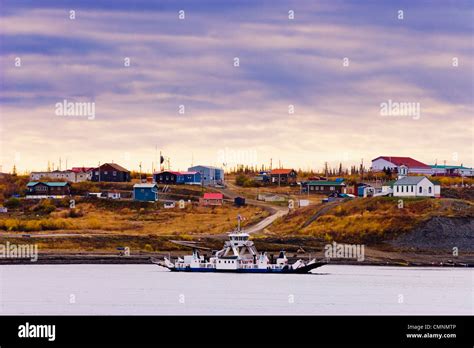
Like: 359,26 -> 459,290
371,156 -> 433,175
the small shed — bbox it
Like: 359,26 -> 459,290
234,196 -> 246,206
133,183 -> 158,202
200,192 -> 224,206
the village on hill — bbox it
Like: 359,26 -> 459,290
0,154 -> 472,265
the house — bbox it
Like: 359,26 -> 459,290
133,183 -> 158,202
30,170 -> 76,182
270,169 -> 297,186
30,169 -> 93,183
382,166 -> 440,197
91,163 -> 130,182
199,192 -> 224,206
188,165 -> 224,186
302,179 -> 346,195
70,167 -> 94,182
153,171 -> 202,185
176,171 -> 201,185
430,164 -> 473,177
26,182 -> 71,199
371,156 -> 432,175
153,171 -> 181,184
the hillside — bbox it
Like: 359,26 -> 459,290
264,197 -> 474,246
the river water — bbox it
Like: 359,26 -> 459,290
0,265 -> 471,315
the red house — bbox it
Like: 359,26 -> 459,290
270,169 -> 297,186
199,193 -> 224,206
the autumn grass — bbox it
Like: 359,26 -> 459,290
266,197 -> 474,244
0,202 -> 269,235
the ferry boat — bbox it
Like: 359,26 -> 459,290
153,231 -> 325,274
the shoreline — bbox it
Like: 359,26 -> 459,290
0,253 -> 472,267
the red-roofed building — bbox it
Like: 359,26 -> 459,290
371,156 -> 432,175
200,192 -> 224,206
270,169 -> 297,186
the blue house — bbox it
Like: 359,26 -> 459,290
133,183 -> 158,202
187,165 -> 224,186
176,171 -> 202,185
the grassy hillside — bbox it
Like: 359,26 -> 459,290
265,197 -> 474,244
0,199 -> 269,236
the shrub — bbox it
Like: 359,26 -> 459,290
4,197 -> 21,209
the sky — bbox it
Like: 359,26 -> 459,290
0,0 -> 473,173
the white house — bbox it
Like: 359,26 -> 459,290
383,165 -> 440,197
371,156 -> 432,175
30,170 -> 76,182
30,168 -> 93,183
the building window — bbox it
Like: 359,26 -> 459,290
330,186 -> 335,191
104,171 -> 108,175
411,186 -> 414,192
419,186 -> 422,193
113,171 -> 117,176
428,187 -> 432,193
396,186 -> 399,192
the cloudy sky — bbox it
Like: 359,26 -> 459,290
1,0 -> 473,173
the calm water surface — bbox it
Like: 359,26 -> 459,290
0,265 -> 472,315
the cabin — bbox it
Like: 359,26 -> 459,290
270,169 -> 297,186
153,171 -> 181,184
176,171 -> 201,185
371,156 -> 432,175
200,192 -> 224,206
26,182 -> 71,199
133,183 -> 158,202
188,165 -> 224,186
302,180 -> 346,195
153,171 -> 202,185
91,163 -> 130,182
